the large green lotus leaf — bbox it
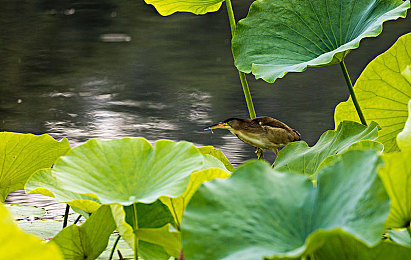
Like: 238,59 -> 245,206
0,132 -> 70,201
315,140 -> 384,174
198,146 -> 235,172
335,32 -> 411,152
397,99 -> 411,150
25,169 -> 101,214
181,150 -> 389,259
51,138 -> 206,205
379,151 -> 411,228
0,203 -> 63,259
232,0 -> 410,83
51,205 -> 116,260
274,121 -> 378,175
144,0 -> 223,16
111,202 -> 180,259
296,232 -> 411,260
160,167 -> 230,229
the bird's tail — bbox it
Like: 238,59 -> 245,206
292,129 -> 301,141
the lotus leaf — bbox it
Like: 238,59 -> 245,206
25,169 -> 101,214
144,0 -> 223,16
198,146 -> 235,172
0,132 -> 70,201
182,150 -> 389,259
388,229 -> 411,247
298,232 -> 411,260
274,121 -> 378,175
51,205 -> 116,260
397,99 -> 411,150
379,150 -> 411,228
48,138 -> 212,205
335,32 -> 411,152
111,202 -> 180,259
232,0 -> 410,82
0,203 -> 63,259
160,168 -> 230,229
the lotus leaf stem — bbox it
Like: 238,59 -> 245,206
225,0 -> 257,120
63,204 -> 70,228
339,60 -> 367,126
225,0 -> 263,160
109,235 -> 121,260
133,203 -> 139,260
73,214 -> 82,224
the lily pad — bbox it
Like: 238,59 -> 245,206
232,0 -> 410,82
144,0 -> 223,16
182,150 -> 389,259
379,150 -> 411,228
51,205 -> 116,260
50,138 -> 209,205
5,204 -> 45,220
274,121 -> 379,175
0,132 -> 70,201
0,203 -> 63,259
335,32 -> 411,152
17,219 -> 64,240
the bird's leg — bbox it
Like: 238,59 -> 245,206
255,148 -> 264,160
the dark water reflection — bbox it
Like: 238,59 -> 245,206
1,1 -> 410,206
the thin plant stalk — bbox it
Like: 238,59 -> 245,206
225,0 -> 257,120
109,235 -> 121,260
73,214 -> 82,225
132,204 -> 139,260
339,60 -> 367,126
225,0 -> 263,159
63,204 -> 70,228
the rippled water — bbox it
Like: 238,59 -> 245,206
1,0 -> 410,212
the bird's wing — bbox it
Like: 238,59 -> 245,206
254,117 -> 292,131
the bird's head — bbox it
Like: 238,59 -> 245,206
204,118 -> 244,131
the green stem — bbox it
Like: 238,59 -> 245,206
225,0 -> 257,120
133,204 -> 139,260
63,204 -> 70,228
73,214 -> 82,225
109,235 -> 121,260
339,60 -> 367,126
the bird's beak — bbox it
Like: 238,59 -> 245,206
204,122 -> 228,131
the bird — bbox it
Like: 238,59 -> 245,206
205,116 -> 301,160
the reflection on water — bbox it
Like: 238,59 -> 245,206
1,0 -> 410,210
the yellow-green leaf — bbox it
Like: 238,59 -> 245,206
0,202 -> 63,259
397,99 -> 411,150
335,32 -> 411,152
144,0 -> 223,16
160,168 -> 230,228
379,151 -> 411,228
0,132 -> 70,201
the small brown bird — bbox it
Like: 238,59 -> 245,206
205,116 -> 301,158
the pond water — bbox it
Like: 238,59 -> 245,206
1,0 -> 410,210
